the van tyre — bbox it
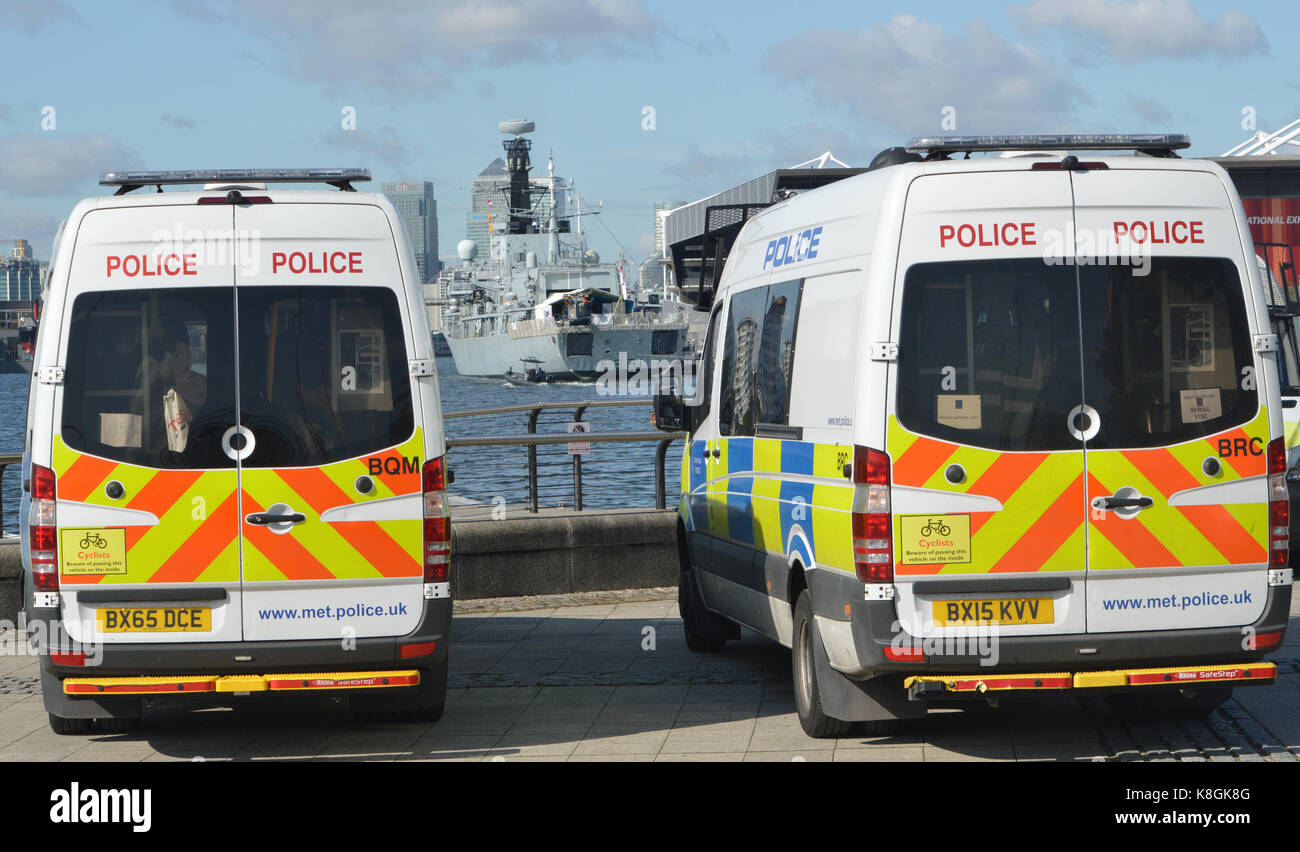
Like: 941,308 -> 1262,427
48,713 -> 140,735
792,590 -> 852,739
679,569 -> 729,653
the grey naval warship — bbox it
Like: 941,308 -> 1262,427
439,120 -> 688,381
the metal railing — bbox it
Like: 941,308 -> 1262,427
444,400 -> 685,513
0,400 -> 685,533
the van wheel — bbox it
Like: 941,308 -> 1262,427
792,590 -> 852,739
48,714 -> 93,735
679,569 -> 726,653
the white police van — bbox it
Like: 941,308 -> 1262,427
657,135 -> 1291,737
21,169 -> 452,733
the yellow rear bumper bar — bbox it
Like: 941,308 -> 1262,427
904,662 -> 1275,694
63,670 -> 421,696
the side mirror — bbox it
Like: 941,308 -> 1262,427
652,391 -> 689,433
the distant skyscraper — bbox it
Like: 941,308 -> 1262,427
654,201 -> 686,256
0,239 -> 41,302
382,181 -> 439,282
645,201 -> 687,293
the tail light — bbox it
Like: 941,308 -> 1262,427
1268,437 -> 1289,568
852,446 -> 893,583
29,463 -> 58,591
422,456 -> 450,584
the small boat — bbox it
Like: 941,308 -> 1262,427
503,357 -> 557,385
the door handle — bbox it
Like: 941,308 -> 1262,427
1093,496 -> 1153,511
710,448 -> 721,459
245,512 -> 306,526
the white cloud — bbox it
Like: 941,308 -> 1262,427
1009,0 -> 1266,62
175,0 -> 662,97
764,16 -> 1087,135
0,134 -> 142,196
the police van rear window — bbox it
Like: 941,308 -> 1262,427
237,286 -> 414,468
60,286 -> 414,470
62,288 -> 236,469
897,261 -> 1081,451
897,258 -> 1258,451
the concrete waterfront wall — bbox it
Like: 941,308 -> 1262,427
0,508 -> 679,621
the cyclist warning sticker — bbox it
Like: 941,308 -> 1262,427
59,528 -> 127,575
898,514 -> 972,565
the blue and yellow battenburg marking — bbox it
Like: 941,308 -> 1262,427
681,437 -> 855,574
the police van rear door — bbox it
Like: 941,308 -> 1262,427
1070,167 -> 1271,632
54,205 -> 243,646
234,202 -> 426,642
889,169 -> 1088,642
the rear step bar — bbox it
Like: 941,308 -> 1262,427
905,662 -> 1275,700
63,670 -> 420,696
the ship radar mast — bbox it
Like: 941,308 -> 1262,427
498,119 -> 536,234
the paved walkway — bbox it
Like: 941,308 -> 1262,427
1,590 -> 1298,761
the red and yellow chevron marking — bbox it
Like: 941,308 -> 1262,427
240,430 -> 424,582
888,418 -> 1087,576
52,436 -> 240,586
1086,408 -> 1269,570
888,407 -> 1272,576
51,428 -> 424,585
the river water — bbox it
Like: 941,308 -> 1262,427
0,358 -> 681,532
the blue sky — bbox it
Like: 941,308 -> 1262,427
1,0 -> 1297,273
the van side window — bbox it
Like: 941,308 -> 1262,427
718,281 -> 805,435
718,287 -> 767,436
61,288 -> 236,469
756,280 -> 802,426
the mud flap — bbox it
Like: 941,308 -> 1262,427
811,619 -> 924,722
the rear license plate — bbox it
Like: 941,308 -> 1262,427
932,598 -> 1054,626
97,607 -> 211,633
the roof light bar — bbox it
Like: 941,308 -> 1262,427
100,169 -> 371,194
906,134 -> 1191,155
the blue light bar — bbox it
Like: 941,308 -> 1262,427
99,168 -> 371,187
906,134 -> 1191,154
